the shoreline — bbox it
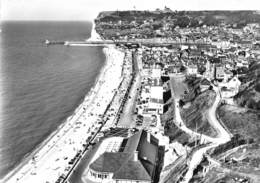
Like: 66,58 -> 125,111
1,22 -> 124,183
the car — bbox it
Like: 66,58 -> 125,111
137,115 -> 143,120
136,121 -> 142,125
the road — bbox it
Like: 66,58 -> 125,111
207,86 -> 231,142
169,76 -> 217,143
169,76 -> 231,183
117,51 -> 141,128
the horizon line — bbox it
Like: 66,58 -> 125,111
1,9 -> 260,21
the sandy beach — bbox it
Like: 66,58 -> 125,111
1,28 -> 125,183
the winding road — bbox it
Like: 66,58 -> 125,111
170,77 -> 231,183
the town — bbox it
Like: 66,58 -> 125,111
77,9 -> 260,183
5,9 -> 260,183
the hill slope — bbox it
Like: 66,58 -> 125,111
235,61 -> 260,110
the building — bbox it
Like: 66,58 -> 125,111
204,61 -> 215,79
148,86 -> 164,114
167,65 -> 182,75
148,98 -> 164,114
223,69 -> 233,82
87,130 -> 159,183
186,65 -> 198,75
219,76 -> 241,100
150,86 -> 163,100
151,68 -> 161,78
200,79 -> 211,92
215,66 -> 225,80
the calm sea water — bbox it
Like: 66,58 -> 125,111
0,21 -> 105,178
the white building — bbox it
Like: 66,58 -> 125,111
148,86 -> 164,114
148,98 -> 164,114
151,68 -> 161,78
220,76 -> 241,99
86,130 -> 159,183
187,65 -> 198,75
150,86 -> 163,100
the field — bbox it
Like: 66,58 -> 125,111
169,76 -> 188,99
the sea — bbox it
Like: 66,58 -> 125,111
0,21 -> 105,179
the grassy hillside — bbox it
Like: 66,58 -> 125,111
217,104 -> 260,143
235,61 -> 260,110
95,10 -> 260,39
162,102 -> 193,145
181,90 -> 218,137
177,76 -> 217,137
96,10 -> 260,28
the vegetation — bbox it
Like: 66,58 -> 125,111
181,90 -> 218,137
203,143 -> 260,183
235,61 -> 260,110
162,101 -> 193,145
96,10 -> 260,28
209,134 -> 253,157
95,10 -> 260,39
181,76 -> 201,103
217,104 -> 260,143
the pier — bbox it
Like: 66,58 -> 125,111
45,39 -> 214,48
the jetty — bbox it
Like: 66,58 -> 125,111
44,40 -> 65,45
45,39 -> 214,48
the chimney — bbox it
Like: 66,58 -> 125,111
134,151 -> 138,161
147,132 -> 151,143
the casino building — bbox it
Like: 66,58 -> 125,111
86,130 -> 159,183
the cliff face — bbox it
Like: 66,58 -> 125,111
235,61 -> 260,110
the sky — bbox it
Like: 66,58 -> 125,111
1,0 -> 260,21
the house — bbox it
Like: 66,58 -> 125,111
87,130 -> 159,183
212,40 -> 231,49
227,76 -> 241,90
151,68 -> 162,78
148,98 -> 164,114
200,78 -> 211,92
219,76 -> 241,98
238,41 -> 252,49
221,87 -> 237,98
168,65 -> 182,75
187,65 -> 198,75
215,66 -> 225,80
223,69 -> 233,82
204,61 -> 215,79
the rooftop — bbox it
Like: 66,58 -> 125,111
89,130 -> 159,181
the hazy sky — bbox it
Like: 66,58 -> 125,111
1,0 -> 260,20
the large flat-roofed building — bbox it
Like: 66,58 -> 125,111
149,86 -> 164,114
151,68 -> 161,78
86,130 -> 159,183
150,86 -> 163,100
